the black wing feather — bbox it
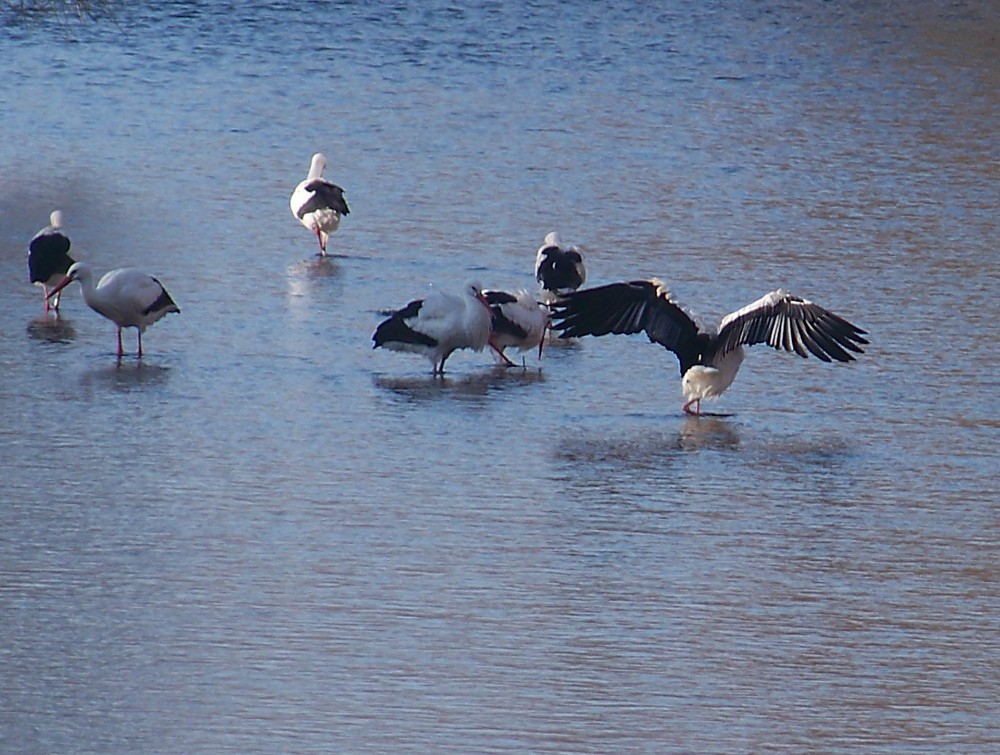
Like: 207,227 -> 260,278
536,247 -> 585,292
548,279 -> 703,375
143,278 -> 180,315
485,290 -> 530,340
484,290 -> 518,306
372,299 -> 437,349
713,292 -> 868,363
298,179 -> 350,218
28,232 -> 74,283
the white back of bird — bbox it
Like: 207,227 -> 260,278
495,290 -> 547,352
681,348 -> 745,403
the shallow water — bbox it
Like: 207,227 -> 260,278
2,1 -> 999,751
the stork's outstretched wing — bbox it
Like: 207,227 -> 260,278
549,279 -> 705,374
713,289 -> 868,362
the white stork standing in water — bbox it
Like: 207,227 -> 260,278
46,262 -> 180,358
373,283 -> 493,375
484,289 -> 548,366
28,210 -> 75,312
290,152 -> 350,256
549,278 -> 868,415
535,232 -> 586,305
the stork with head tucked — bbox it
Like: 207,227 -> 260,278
534,231 -> 586,305
484,289 -> 548,366
290,152 -> 350,256
28,210 -> 75,312
373,283 -> 494,376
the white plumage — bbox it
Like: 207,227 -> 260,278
373,283 -> 494,375
290,152 -> 350,256
46,262 -> 180,358
550,278 -> 868,415
484,289 -> 548,365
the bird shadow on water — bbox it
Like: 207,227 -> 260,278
678,415 -> 741,450
738,426 -> 858,477
373,366 -> 545,404
556,415 -> 741,469
26,314 -> 77,344
288,256 -> 339,278
78,359 -> 171,392
287,257 -> 343,301
556,413 -> 857,477
549,417 -> 744,508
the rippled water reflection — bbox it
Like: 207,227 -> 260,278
2,1 -> 998,752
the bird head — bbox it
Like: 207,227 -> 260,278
465,282 -> 492,311
308,152 -> 328,179
45,261 -> 89,300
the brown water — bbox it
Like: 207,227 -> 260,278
2,1 -> 998,751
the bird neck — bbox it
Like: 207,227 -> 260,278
76,272 -> 100,304
308,157 -> 325,180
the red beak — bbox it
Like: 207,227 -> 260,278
46,275 -> 73,299
538,305 -> 551,359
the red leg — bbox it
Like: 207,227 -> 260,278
489,340 -> 515,367
683,398 -> 702,416
117,328 -> 124,358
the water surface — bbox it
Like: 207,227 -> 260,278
2,1 -> 998,752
